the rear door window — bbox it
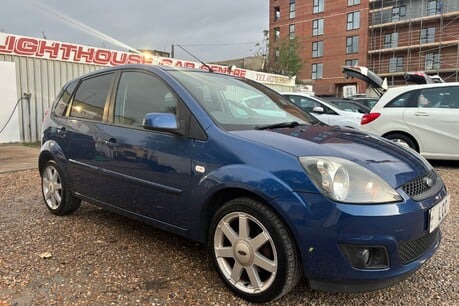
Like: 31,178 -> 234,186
70,73 -> 114,121
417,86 -> 459,109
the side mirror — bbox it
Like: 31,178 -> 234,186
312,106 -> 324,113
142,113 -> 182,135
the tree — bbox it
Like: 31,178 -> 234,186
268,37 -> 303,78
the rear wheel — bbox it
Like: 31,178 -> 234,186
41,160 -> 80,215
209,197 -> 301,303
385,133 -> 418,151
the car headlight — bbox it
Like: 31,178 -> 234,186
299,157 -> 402,204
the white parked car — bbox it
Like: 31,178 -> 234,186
360,83 -> 459,160
281,92 -> 363,129
343,66 -> 459,160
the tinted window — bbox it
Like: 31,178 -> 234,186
54,81 -> 78,117
70,73 -> 114,121
385,91 -> 414,107
114,71 -> 178,127
417,86 -> 459,109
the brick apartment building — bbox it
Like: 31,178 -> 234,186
269,0 -> 459,96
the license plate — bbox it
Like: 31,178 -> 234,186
429,194 -> 450,233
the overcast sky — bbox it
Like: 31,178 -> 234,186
0,0 -> 269,62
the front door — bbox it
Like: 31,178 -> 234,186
99,70 -> 193,228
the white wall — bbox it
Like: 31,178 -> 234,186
0,61 -> 20,143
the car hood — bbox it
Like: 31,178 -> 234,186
343,66 -> 388,94
232,125 -> 430,187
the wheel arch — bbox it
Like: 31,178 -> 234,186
382,130 -> 420,152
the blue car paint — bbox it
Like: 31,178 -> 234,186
39,64 -> 446,292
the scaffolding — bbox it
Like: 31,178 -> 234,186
368,0 -> 459,85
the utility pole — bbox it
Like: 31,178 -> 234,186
171,44 -> 175,58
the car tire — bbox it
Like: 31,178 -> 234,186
41,160 -> 81,215
385,133 -> 418,152
209,197 -> 301,303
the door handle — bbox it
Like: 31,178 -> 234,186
104,138 -> 119,148
414,112 -> 429,117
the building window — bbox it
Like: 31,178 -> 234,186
425,53 -> 441,70
313,19 -> 324,36
313,0 -> 324,14
289,0 -> 296,19
345,59 -> 358,66
274,27 -> 280,42
391,6 -> 406,22
348,0 -> 360,6
384,32 -> 399,48
312,63 -> 323,79
427,0 -> 441,15
274,6 -> 280,21
346,36 -> 359,54
289,24 -> 295,39
312,41 -> 323,58
389,57 -> 404,72
347,11 -> 360,30
420,27 -> 436,44
275,48 -> 280,60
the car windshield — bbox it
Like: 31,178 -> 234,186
170,70 -> 317,131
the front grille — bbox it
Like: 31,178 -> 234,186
401,171 -> 440,201
398,229 -> 440,265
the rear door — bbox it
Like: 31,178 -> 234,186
404,86 -> 459,158
63,72 -> 115,201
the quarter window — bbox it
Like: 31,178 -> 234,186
54,81 -> 77,117
114,71 -> 177,127
70,73 -> 114,121
385,91 -> 414,107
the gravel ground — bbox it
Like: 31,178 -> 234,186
0,162 -> 458,305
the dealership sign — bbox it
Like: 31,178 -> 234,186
0,33 -> 294,87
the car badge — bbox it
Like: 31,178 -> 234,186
423,177 -> 434,188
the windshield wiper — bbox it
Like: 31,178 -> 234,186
255,121 -> 305,130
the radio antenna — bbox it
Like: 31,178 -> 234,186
176,44 -> 214,73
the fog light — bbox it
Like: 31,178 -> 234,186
340,245 -> 389,270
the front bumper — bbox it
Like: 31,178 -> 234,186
274,185 -> 447,292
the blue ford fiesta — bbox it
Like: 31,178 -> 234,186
39,65 -> 450,303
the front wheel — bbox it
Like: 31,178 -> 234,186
385,133 -> 418,151
41,160 -> 81,215
209,197 -> 301,303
